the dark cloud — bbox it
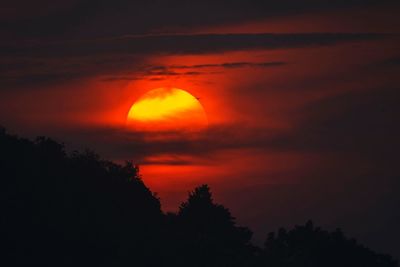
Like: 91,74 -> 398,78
0,55 -> 145,89
43,124 -> 276,165
102,61 -> 286,81
286,86 -> 400,157
166,61 -> 287,69
376,56 -> 400,67
1,0 -> 396,39
0,33 -> 388,88
1,33 -> 387,58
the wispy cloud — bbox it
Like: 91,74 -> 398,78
102,61 -> 287,81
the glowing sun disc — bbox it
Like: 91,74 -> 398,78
126,88 -> 208,131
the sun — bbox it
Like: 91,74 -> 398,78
126,88 -> 208,132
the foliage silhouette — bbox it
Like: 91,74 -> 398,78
0,128 -> 397,267
0,129 -> 162,266
258,220 -> 397,267
169,185 -> 255,266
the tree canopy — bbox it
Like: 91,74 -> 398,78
0,128 -> 397,267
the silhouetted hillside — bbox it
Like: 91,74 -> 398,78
0,127 -> 397,267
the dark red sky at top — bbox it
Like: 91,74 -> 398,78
0,0 -> 399,258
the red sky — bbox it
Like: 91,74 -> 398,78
0,0 -> 399,257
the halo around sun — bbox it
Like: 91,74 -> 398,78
126,88 -> 208,132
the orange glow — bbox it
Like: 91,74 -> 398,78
126,88 -> 208,131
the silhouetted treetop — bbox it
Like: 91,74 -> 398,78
179,184 -> 238,230
174,184 -> 255,267
260,220 -> 397,267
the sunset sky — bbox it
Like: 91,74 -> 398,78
1,0 -> 399,258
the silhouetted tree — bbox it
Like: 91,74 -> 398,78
257,220 -> 397,267
172,185 -> 255,267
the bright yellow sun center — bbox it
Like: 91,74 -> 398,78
127,88 -> 208,131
